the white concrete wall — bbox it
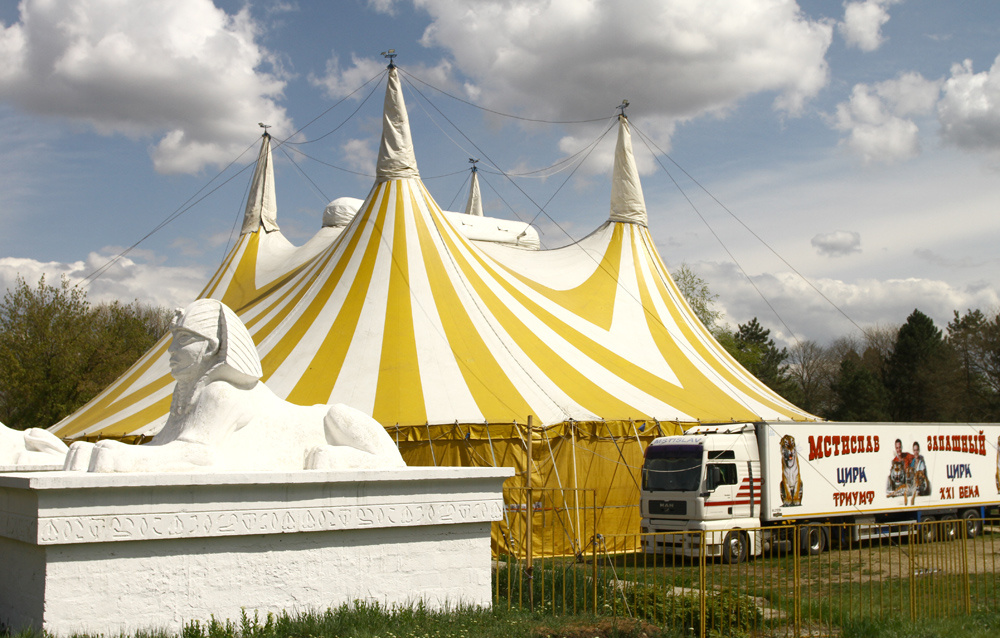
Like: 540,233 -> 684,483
0,467 -> 510,636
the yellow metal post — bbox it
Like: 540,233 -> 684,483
699,532 -> 707,638
908,524 -> 916,622
793,526 -> 801,637
526,415 -> 534,611
962,522 -> 972,615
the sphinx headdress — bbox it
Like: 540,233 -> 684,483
171,299 -> 263,382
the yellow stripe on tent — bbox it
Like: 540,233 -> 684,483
80,395 -> 173,440
200,233 -> 249,300
373,185 -> 426,424
51,338 -> 173,438
218,231 -> 264,310
485,221 -> 624,332
258,192 -> 383,378
460,222 -> 748,420
285,184 -> 392,404
412,194 -> 535,423
433,211 -> 642,420
635,226 -> 811,420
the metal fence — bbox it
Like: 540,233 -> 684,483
494,496 -> 1000,636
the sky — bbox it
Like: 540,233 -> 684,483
0,0 -> 999,348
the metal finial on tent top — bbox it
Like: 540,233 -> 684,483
258,122 -> 271,137
381,49 -> 397,68
617,99 -> 630,118
469,158 -> 479,173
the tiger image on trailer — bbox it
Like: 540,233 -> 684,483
886,458 -> 907,497
996,435 -> 999,493
779,434 -> 802,506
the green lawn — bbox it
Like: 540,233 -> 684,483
6,602 -> 1000,638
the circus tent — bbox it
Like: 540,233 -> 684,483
49,65 -> 816,554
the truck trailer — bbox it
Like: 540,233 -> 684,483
640,422 -> 1000,562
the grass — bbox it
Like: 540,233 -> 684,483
1,603 -> 663,638
840,609 -> 1000,638
4,598 -> 1000,638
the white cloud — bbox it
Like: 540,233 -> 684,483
938,56 -> 1000,152
340,138 -> 378,176
367,0 -> 399,15
832,58 -> 1000,162
0,252 -> 206,310
329,0 -> 832,159
812,230 -> 861,257
0,0 -> 291,174
310,53 -> 388,100
839,0 -> 900,52
831,72 -> 941,163
690,260 -> 1000,346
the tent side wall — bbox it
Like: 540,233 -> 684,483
394,419 -> 682,556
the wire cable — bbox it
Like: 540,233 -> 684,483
80,139 -> 261,287
632,123 -> 865,337
400,69 -> 610,124
279,146 -> 330,203
629,125 -> 804,347
400,71 -> 617,247
282,69 -> 387,145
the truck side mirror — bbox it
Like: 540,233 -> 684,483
707,465 -> 722,491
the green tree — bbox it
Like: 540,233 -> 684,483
884,309 -> 960,422
830,352 -> 890,421
0,276 -> 170,430
946,309 -> 993,420
719,317 -> 793,397
672,264 -> 723,333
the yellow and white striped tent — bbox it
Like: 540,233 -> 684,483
50,66 -> 816,554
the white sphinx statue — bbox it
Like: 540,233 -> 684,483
0,422 -> 69,467
65,299 -> 405,472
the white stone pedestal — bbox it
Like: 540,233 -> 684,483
0,467 -> 511,636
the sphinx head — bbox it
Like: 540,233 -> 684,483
168,299 -> 263,385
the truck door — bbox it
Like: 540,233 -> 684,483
704,453 -> 740,519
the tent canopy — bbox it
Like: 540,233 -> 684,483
50,66 -> 815,442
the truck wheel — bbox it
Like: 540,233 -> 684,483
919,516 -> 937,543
940,519 -> 959,542
962,510 -> 983,539
800,526 -> 826,555
722,531 -> 747,564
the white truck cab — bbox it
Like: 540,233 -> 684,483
641,423 -> 761,562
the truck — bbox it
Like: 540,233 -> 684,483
640,422 -> 1000,562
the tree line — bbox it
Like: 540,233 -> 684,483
0,276 -> 172,430
674,264 -> 1000,423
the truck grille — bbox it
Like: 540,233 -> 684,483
649,500 -> 687,516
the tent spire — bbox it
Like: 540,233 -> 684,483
608,112 -> 648,226
375,63 -> 419,182
240,130 -> 280,234
464,159 -> 483,216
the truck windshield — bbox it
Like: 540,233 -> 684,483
642,445 -> 703,492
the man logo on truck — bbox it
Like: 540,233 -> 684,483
779,434 -> 802,506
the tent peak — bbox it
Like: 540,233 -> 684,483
608,113 -> 647,226
464,161 -> 484,217
375,66 -> 419,183
241,130 -> 279,235
617,99 -> 630,118
381,49 -> 398,69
